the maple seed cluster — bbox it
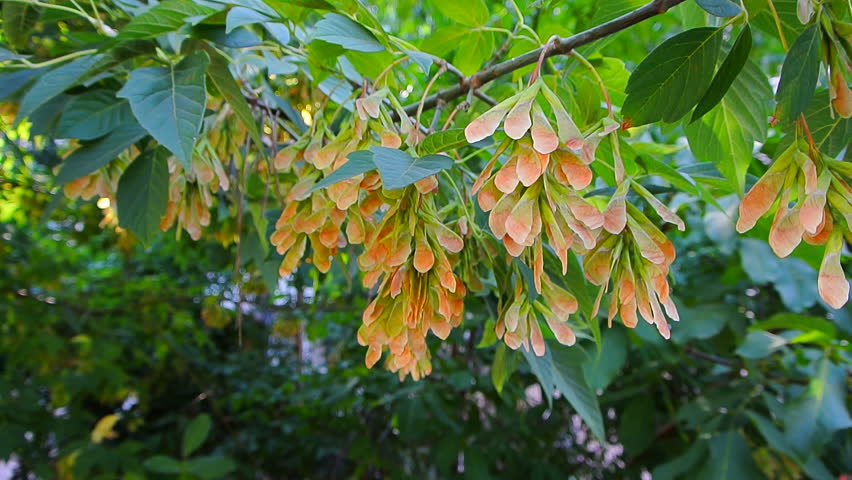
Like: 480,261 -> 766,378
737,141 -> 851,309
465,76 -> 685,352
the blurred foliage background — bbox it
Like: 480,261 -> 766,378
1,0 -> 851,478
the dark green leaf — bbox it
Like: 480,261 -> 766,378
116,148 -> 169,245
56,91 -> 133,140
313,13 -> 383,53
685,61 -> 771,194
692,26 -> 752,122
523,344 -> 605,441
15,54 -> 104,124
735,331 -> 787,359
309,150 -> 377,192
369,147 -> 453,190
775,23 -> 820,122
694,0 -> 740,17
205,49 -> 263,152
697,431 -> 765,479
618,396 -> 655,457
785,90 -> 852,157
652,442 -> 708,480
120,0 -> 216,39
418,129 -> 468,155
55,122 -> 148,184
2,2 -> 42,49
118,51 -> 209,170
784,358 -> 852,455
671,303 -> 735,343
582,328 -> 627,390
143,455 -> 183,474
623,27 -> 723,126
182,414 -> 212,457
185,456 -> 237,479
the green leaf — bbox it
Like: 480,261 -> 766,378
418,129 -> 468,155
694,0 -> 740,17
205,49 -> 263,152
313,13 -> 383,53
309,150 -> 377,192
116,148 -> 169,245
2,2 -> 42,49
623,27 -> 723,126
685,61 -> 771,194
652,442 -> 708,480
523,344 -> 605,441
742,0 -> 804,50
225,6 -> 271,32
185,456 -> 237,479
118,51 -> 210,170
775,23 -> 820,123
120,0 -> 216,39
618,396 -> 655,457
143,455 -> 183,474
785,90 -> 852,157
453,30 -> 494,76
784,358 -> 852,455
692,26 -> 752,122
735,331 -> 787,359
671,303 -> 735,343
490,343 -> 515,394
55,123 -> 148,184
369,147 -> 453,190
750,313 -> 837,339
433,0 -> 489,26
582,328 -> 627,391
56,91 -> 133,141
697,431 -> 765,479
182,414 -> 212,457
15,54 -> 104,125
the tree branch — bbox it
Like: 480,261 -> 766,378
402,0 -> 688,116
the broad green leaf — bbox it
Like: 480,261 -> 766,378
313,13 -> 383,52
692,26 -> 752,122
225,6 -> 271,32
369,147 -> 453,190
652,442 -> 708,480
433,0 -> 489,27
120,0 -> 216,39
2,2 -> 42,49
582,328 -> 627,390
116,148 -> 169,245
735,331 -> 787,359
309,150 -> 377,192
671,303 -> 735,343
143,455 -> 183,474
185,456 -> 237,479
623,27 -> 723,126
490,343 -> 515,394
15,54 -> 104,125
694,0 -> 740,17
55,122 -> 148,184
784,358 -> 852,455
750,313 -> 837,339
685,61 -> 771,194
418,129 -> 468,155
784,90 -> 852,157
205,50 -> 263,152
182,414 -> 212,457
56,91 -> 133,141
523,344 -> 605,441
453,30 -> 494,76
696,431 -> 765,479
118,51 -> 210,170
0,69 -> 42,101
617,396 -> 655,457
775,23 -> 820,122
743,0 -> 805,46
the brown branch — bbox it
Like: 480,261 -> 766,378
402,0 -> 688,116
